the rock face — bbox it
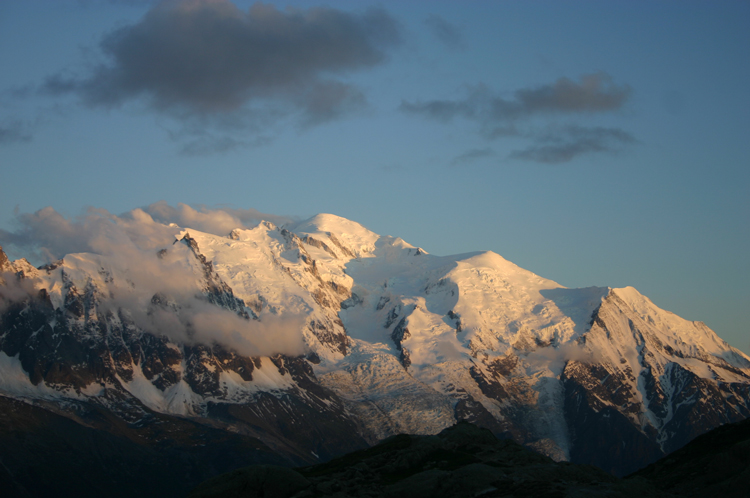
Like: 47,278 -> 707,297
1,213 -> 749,488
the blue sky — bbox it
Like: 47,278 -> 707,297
0,0 -> 748,353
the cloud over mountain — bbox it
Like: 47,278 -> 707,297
0,202 -> 306,356
0,202 -> 292,263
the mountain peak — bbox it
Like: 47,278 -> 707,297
291,213 -> 371,235
0,245 -> 9,272
289,213 -> 380,259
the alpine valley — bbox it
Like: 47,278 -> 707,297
1,213 -> 749,497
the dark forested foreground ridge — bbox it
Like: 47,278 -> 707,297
1,213 -> 750,495
190,420 -> 750,498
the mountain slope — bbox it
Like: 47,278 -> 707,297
0,394 -> 288,498
631,415 -> 750,497
188,418 -> 750,498
1,214 -> 749,480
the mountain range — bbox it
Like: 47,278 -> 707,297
1,213 -> 749,495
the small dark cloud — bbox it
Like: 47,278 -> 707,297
39,74 -> 79,97
515,73 -> 630,114
510,126 -> 636,164
401,73 -> 631,125
450,147 -> 495,167
37,0 -> 403,150
401,74 -> 634,164
424,14 -> 464,49
0,120 -> 32,144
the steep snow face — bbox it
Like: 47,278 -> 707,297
287,213 -> 381,260
561,286 -> 750,472
589,287 -> 750,385
610,287 -> 746,365
184,224 -> 319,320
446,252 -> 603,354
185,223 -> 352,361
1,215 -> 749,474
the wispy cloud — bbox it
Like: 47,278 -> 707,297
424,14 -> 464,50
401,73 -> 630,124
514,73 -> 631,114
0,120 -> 33,144
401,73 -> 634,163
142,201 -> 295,235
450,147 -> 495,166
510,126 -> 636,164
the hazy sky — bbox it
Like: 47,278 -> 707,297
0,0 -> 748,354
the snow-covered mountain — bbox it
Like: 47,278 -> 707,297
1,213 -> 749,477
